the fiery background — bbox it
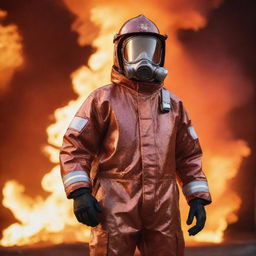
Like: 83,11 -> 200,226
0,0 -> 255,253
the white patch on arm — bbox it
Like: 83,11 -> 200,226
68,116 -> 89,132
188,125 -> 198,140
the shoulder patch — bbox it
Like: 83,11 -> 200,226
188,125 -> 198,140
69,116 -> 89,132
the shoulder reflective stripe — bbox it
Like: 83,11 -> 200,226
69,116 -> 88,132
62,171 -> 90,188
188,125 -> 198,140
182,180 -> 209,196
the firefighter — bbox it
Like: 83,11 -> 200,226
59,14 -> 212,256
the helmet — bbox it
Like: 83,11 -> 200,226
113,14 -> 168,82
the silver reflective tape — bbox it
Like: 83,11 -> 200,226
160,88 -> 171,113
188,125 -> 198,140
163,102 -> 170,109
69,116 -> 88,132
63,171 -> 90,187
183,181 -> 209,196
162,89 -> 170,105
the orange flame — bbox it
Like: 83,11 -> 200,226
0,1 -> 252,247
0,9 -> 23,93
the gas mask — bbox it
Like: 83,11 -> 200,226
121,35 -> 168,83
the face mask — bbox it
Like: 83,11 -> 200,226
123,58 -> 168,82
122,36 -> 168,82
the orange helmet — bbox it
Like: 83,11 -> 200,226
113,15 -> 168,73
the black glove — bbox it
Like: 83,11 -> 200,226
71,188 -> 102,227
187,198 -> 209,236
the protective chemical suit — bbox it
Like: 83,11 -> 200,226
59,15 -> 212,256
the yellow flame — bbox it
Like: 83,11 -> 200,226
0,3 -> 251,247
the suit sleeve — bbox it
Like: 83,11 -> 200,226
175,101 -> 212,205
59,94 -> 106,199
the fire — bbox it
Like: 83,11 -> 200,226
0,1 -> 252,247
0,5 -> 118,247
0,10 -> 23,93
180,140 -> 250,244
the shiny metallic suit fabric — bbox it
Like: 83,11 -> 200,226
59,67 -> 212,256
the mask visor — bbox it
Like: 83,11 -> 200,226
123,36 -> 162,64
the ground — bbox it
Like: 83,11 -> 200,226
0,241 -> 256,256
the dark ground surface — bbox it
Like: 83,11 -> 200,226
0,240 -> 256,256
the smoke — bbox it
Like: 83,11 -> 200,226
64,0 -> 224,45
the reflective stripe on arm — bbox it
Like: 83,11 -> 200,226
182,180 -> 209,196
62,171 -> 90,188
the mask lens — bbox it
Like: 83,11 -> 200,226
123,36 -> 162,64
